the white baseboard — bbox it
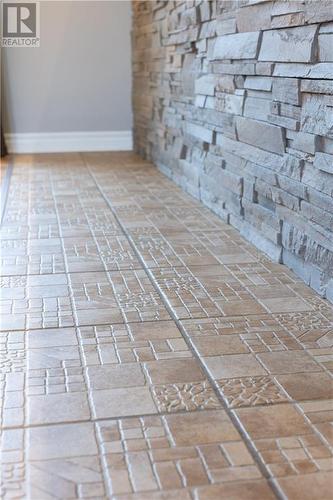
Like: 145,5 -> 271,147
5,131 -> 133,153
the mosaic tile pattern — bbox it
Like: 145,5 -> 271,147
1,152 -> 332,499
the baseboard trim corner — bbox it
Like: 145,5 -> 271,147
4,131 -> 133,153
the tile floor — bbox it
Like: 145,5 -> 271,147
1,152 -> 332,499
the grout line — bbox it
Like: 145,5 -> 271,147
83,155 -> 283,500
0,159 -> 14,225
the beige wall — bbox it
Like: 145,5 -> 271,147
2,0 -> 132,134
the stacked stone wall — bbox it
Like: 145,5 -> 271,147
132,0 -> 333,301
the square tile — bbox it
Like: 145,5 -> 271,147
27,328 -> 78,348
28,422 -> 98,460
236,404 -> 311,439
277,473 -> 333,500
144,359 -> 205,385
27,392 -> 90,425
86,364 -> 146,390
95,411 -> 262,495
128,321 -> 181,341
216,376 -> 289,408
90,387 -> 157,418
151,381 -> 221,412
257,351 -> 322,374
190,336 -> 249,356
203,354 -> 267,379
165,410 -> 240,445
275,372 -> 333,401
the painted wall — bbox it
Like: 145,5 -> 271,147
2,0 -> 132,134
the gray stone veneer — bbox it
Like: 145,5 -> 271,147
132,0 -> 333,302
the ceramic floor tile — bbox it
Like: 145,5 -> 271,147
151,267 -> 266,320
275,372 -> 333,402
216,376 -> 289,408
77,321 -> 191,364
203,353 -> 267,380
257,350 -> 322,374
95,411 -> 262,496
132,234 -> 186,268
0,238 -> 66,275
276,472 -> 333,500
88,357 -> 220,417
235,403 -> 333,479
2,152 -> 333,499
0,223 -> 61,241
194,480 -> 276,500
273,310 -> 333,349
1,329 -> 218,426
181,315 -> 301,353
308,347 -> 333,373
158,233 -> 222,267
297,399 -> 333,446
107,269 -> 172,323
0,274 -> 74,330
63,234 -> 142,272
189,335 -> 250,356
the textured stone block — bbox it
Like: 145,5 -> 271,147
287,131 -> 319,155
236,2 -> 272,33
313,152 -> 333,174
216,17 -> 236,36
318,34 -> 333,62
244,77 -> 272,91
259,25 -> 318,63
195,75 -> 216,96
301,79 -> 333,94
216,93 -> 244,115
236,117 -> 285,155
213,32 -> 260,60
301,94 -> 333,138
301,200 -> 333,231
272,78 -> 300,105
185,122 -> 213,144
274,63 -> 333,79
243,97 -> 271,121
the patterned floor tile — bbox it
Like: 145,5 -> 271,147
151,267 -> 264,320
193,480 -> 276,500
0,238 -> 66,275
0,223 -> 61,241
62,234 -> 141,272
256,350 -> 322,374
203,353 -> 267,380
1,324 -> 217,425
216,376 -> 289,408
273,310 -> 333,349
77,321 -> 191,364
248,284 -> 314,314
95,411 -> 262,496
275,372 -> 333,402
297,399 -> 333,446
107,269 -> 171,323
0,274 -> 74,330
2,152 -> 333,499
235,403 -> 333,478
132,234 -> 185,268
276,472 -> 333,500
181,315 -> 301,354
0,269 -> 170,328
